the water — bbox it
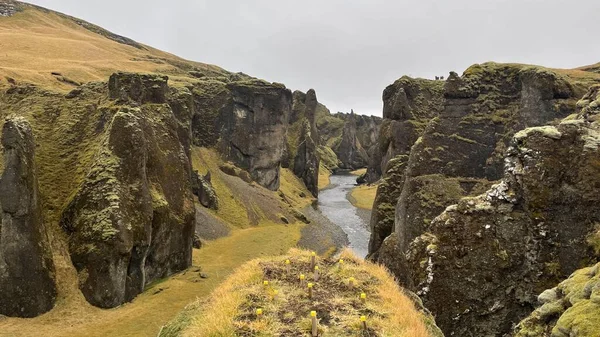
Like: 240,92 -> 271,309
318,174 -> 371,258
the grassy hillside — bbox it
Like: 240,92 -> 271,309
0,1 -> 228,91
160,249 -> 439,337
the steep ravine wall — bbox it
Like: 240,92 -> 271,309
368,63 -> 600,336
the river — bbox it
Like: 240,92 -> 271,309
318,174 -> 371,258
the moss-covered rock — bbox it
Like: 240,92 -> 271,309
406,118 -> 600,336
60,78 -> 195,308
0,117 -> 57,317
365,76 -> 444,183
191,170 -> 218,210
515,263 -> 600,337
371,63 -> 581,263
108,72 -> 169,104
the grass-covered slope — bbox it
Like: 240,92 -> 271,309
0,1 -> 228,91
160,249 -> 441,337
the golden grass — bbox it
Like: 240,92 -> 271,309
349,184 -> 378,211
0,222 -> 303,337
0,6 -> 227,91
190,147 -> 314,228
166,248 -> 432,337
191,147 -> 252,228
318,163 -> 332,190
279,168 -> 315,209
350,168 -> 367,176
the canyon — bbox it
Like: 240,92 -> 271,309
1,1 -> 600,336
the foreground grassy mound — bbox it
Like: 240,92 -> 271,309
161,249 -> 440,337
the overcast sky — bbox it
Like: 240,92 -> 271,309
27,0 -> 600,116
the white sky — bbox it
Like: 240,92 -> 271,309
26,0 -> 600,116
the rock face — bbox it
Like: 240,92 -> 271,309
190,79 -> 291,191
60,74 -> 195,308
334,112 -> 370,169
514,263 -> 600,337
367,77 -> 445,255
370,64 -> 579,262
0,117 -> 57,317
316,109 -> 382,172
406,119 -> 600,336
290,89 -> 320,197
366,77 -> 444,183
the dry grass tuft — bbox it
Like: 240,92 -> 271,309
164,249 -> 433,337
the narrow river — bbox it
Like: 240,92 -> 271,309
318,174 -> 371,258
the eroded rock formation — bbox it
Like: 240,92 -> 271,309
0,117 -> 56,317
367,77 -> 444,255
370,64 -> 580,262
367,63 -> 598,336
316,109 -> 382,172
290,89 -> 320,197
60,74 -> 195,308
190,78 -> 291,190
515,263 -> 600,337
407,119 -> 600,336
366,77 -> 444,183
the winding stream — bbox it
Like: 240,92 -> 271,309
318,174 -> 371,258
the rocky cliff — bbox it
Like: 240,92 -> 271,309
406,118 -> 600,336
317,109 -> 382,171
367,77 -> 445,256
60,73 -> 196,308
287,89 -> 320,197
191,78 -> 291,191
0,117 -> 56,317
370,63 -> 581,263
369,65 -> 600,336
366,77 -> 445,183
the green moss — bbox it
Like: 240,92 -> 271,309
552,300 -> 600,336
587,228 -> 600,255
317,145 -> 340,171
449,133 -> 478,144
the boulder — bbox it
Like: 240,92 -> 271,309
192,171 -> 218,210
0,117 -> 57,317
